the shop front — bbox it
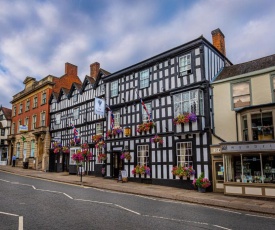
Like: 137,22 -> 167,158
211,141 -> 275,198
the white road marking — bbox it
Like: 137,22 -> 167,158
0,212 -> 23,230
245,213 -> 275,220
75,198 -> 113,205
213,225 -> 232,230
0,179 -> 10,182
63,193 -> 73,199
115,204 -> 141,215
19,216 -> 23,230
0,211 -> 18,217
201,206 -> 242,214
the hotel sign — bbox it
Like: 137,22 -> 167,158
221,143 -> 275,152
19,125 -> 28,132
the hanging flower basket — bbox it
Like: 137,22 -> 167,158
120,152 -> 132,161
112,126 -> 123,136
173,113 -> 197,125
98,153 -> 107,162
106,130 -> 113,138
150,135 -> 164,145
137,121 -> 155,134
132,165 -> 150,176
53,142 -> 62,154
95,140 -> 105,149
172,165 -> 196,178
71,151 -> 84,163
92,134 -> 103,143
62,146 -> 70,154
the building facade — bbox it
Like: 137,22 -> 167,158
8,63 -> 82,171
49,62 -> 110,175
102,29 -> 231,188
0,106 -> 12,165
211,54 -> 275,198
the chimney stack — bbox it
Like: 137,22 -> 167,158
90,62 -> 100,79
65,62 -> 77,77
211,28 -> 226,56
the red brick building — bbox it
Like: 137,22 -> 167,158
8,63 -> 81,170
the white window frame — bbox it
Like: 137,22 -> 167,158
52,102 -> 56,111
42,93 -> 47,105
95,147 -> 104,164
11,123 -> 15,134
73,108 -> 79,120
176,142 -> 193,167
19,103 -> 23,114
26,100 -> 30,111
110,80 -> 118,97
41,112 -> 46,127
174,89 -> 204,116
33,97 -> 38,108
113,111 -> 120,127
73,94 -> 78,103
13,106 -> 16,116
30,140 -> 35,157
32,115 -> 37,129
1,129 -> 5,136
25,117 -> 29,128
96,123 -> 103,134
56,113 -> 61,125
140,69 -> 150,89
69,147 -> 81,165
142,102 -> 152,122
137,145 -> 149,166
16,142 -> 20,158
179,54 -> 191,76
232,81 -> 251,109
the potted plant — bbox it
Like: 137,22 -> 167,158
173,113 -> 197,125
132,165 -> 150,176
192,172 -> 211,192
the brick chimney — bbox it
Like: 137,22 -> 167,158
90,62 -> 100,78
211,28 -> 226,56
65,62 -> 77,77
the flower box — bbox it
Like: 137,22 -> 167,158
137,121 -> 155,134
172,165 -> 196,178
173,113 -> 197,125
92,134 -> 103,143
132,165 -> 150,176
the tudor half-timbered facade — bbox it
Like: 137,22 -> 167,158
49,62 -> 110,175
102,29 -> 232,188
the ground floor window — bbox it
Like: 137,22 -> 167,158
137,145 -> 149,166
176,142 -> 193,167
16,143 -> 20,158
69,147 -> 81,165
225,153 -> 275,183
96,147 -> 104,164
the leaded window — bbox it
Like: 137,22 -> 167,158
140,69 -> 150,89
110,80 -> 118,97
137,145 -> 149,166
176,142 -> 193,167
179,54 -> 191,76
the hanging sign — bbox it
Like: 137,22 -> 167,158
94,97 -> 106,116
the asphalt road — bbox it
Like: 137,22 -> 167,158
1,171 -> 275,230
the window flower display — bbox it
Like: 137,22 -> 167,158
150,135 -> 164,144
132,165 -> 150,176
171,165 -> 196,178
137,121 -> 155,133
120,152 -> 132,161
98,153 -> 107,162
173,113 -> 197,125
92,134 -> 103,143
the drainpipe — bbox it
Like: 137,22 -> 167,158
235,112 -> 239,141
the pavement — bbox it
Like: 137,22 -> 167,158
1,165 -> 275,216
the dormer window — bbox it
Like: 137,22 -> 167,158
179,54 -> 191,76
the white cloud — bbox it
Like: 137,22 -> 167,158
0,0 -> 275,108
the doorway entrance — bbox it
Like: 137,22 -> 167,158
113,151 -> 124,178
213,160 -> 224,192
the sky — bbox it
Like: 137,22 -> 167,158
1,0 -> 275,108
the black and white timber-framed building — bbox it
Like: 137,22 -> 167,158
102,28 -> 232,188
49,62 -> 110,175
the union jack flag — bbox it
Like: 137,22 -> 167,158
135,89 -> 151,121
71,123 -> 79,143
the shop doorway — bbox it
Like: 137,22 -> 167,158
213,161 -> 224,192
113,151 -> 124,178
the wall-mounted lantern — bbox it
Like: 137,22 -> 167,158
124,127 -> 131,137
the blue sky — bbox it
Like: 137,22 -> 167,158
1,0 -> 275,107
